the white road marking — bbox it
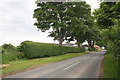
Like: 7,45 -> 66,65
63,62 -> 79,71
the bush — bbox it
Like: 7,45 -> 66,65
2,44 -> 16,50
2,44 -> 25,64
88,47 -> 96,51
19,41 -> 85,59
2,48 -> 18,64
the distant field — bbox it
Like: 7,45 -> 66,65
2,52 -> 86,76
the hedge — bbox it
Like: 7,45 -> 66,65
19,41 -> 85,59
88,47 -> 96,51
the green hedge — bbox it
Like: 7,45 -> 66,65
19,41 -> 85,59
88,47 -> 96,51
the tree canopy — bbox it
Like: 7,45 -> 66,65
33,2 -> 94,46
93,2 -> 120,29
93,1 -> 120,56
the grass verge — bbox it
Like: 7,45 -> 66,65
2,52 -> 86,76
103,54 -> 118,78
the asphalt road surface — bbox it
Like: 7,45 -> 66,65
6,51 -> 105,78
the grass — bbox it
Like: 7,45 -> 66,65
2,52 -> 86,76
103,54 -> 118,78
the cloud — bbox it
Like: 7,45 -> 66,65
0,0 -> 58,46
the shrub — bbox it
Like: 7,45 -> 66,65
2,44 -> 25,64
2,48 -> 18,64
19,41 -> 85,59
88,47 -> 96,51
2,44 -> 16,51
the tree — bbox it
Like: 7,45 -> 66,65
93,2 -> 116,29
106,19 -> 120,56
93,1 -> 120,77
33,2 -> 69,45
94,1 -> 120,70
33,2 -> 95,47
85,25 -> 100,47
64,2 -> 94,47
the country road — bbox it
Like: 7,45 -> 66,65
5,51 -> 105,78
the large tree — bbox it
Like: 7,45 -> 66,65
33,2 -> 69,45
64,2 -> 95,47
33,2 -> 94,46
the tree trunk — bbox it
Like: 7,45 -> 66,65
76,37 -> 80,47
59,35 -> 63,46
58,28 -> 64,46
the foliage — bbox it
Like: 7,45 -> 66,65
33,2 -> 94,46
93,1 -> 120,55
33,2 -> 69,45
93,1 -> 120,78
64,2 -> 95,47
1,41 -> 84,64
98,19 -> 120,57
19,41 -> 85,59
2,44 -> 16,50
93,2 -> 119,29
88,47 -> 96,51
2,44 -> 25,64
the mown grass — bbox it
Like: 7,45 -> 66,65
103,54 -> 118,78
2,52 -> 86,75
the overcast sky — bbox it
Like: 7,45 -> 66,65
0,0 -> 100,46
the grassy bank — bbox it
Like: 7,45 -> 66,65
2,52 -> 86,76
103,54 -> 118,78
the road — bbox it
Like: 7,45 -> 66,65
5,51 -> 105,78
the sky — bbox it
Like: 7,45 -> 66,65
0,0 -> 100,46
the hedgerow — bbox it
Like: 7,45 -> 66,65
19,41 -> 85,59
88,47 -> 96,51
1,41 -> 85,64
